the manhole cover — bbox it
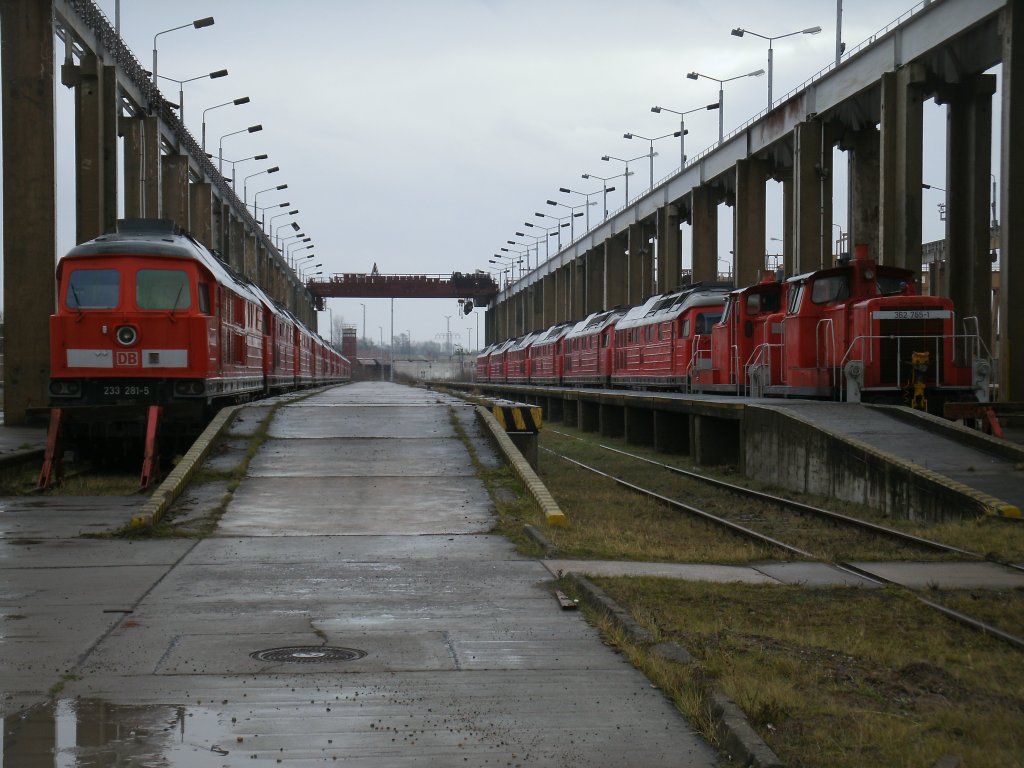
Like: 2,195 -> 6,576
249,646 -> 367,663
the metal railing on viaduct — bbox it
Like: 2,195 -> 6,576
485,0 -> 1023,403
0,0 -> 315,424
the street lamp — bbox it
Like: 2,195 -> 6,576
730,25 -> 822,107
686,68 -> 765,141
201,96 -> 249,154
273,213 -> 300,246
151,16 -> 214,88
524,221 -> 561,259
581,172 -> 628,219
253,184 -> 288,220
218,124 -> 262,177
558,186 -> 608,231
243,166 -> 280,205
157,68 -> 226,125
534,211 -> 578,250
650,102 -> 720,167
545,199 -> 593,242
600,153 -> 650,204
216,153 -> 266,193
622,131 -> 679,190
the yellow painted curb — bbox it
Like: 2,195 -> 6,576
476,406 -> 569,528
130,405 -> 242,529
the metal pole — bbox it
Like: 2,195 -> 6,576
648,142 -> 654,190
679,116 -> 686,167
835,0 -> 843,65
390,297 -> 394,382
718,86 -> 724,141
767,42 -> 774,106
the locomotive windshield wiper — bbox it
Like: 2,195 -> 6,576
69,283 -> 84,321
168,285 -> 184,322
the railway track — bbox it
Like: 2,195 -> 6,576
543,428 -> 1024,650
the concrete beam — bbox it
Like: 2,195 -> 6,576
627,223 -> 653,303
585,247 -> 604,315
1,0 -> 56,423
122,116 -> 160,219
543,272 -> 556,328
605,233 -> 628,308
793,120 -> 834,272
189,182 -> 213,246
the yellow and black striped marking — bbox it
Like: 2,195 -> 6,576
492,401 -> 542,433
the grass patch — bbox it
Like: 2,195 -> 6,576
586,576 -> 1024,768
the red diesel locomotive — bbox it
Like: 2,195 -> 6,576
477,245 -> 991,410
43,219 -> 350,485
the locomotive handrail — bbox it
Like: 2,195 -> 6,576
815,318 -> 838,399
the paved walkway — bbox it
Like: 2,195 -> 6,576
2,383 -> 718,767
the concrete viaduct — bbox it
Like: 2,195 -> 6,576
485,0 -> 1023,403
0,0 -> 318,424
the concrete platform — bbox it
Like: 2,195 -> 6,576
1,383 -> 720,767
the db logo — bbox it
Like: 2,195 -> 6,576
114,350 -> 140,367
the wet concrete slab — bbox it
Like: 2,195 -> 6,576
4,382 -> 719,766
543,558 -> 778,584
849,560 -> 1024,589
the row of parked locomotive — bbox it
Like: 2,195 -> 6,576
477,245 -> 992,411
43,219 -> 350,484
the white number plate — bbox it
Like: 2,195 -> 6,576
872,310 -> 951,320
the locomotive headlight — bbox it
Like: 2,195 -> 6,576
49,380 -> 82,397
115,325 -> 138,346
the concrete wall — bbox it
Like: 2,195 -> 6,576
742,405 -> 993,522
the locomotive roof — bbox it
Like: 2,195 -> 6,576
476,343 -> 496,360
490,337 -> 519,355
532,321 -> 575,347
509,330 -> 543,352
60,219 -> 262,305
615,285 -> 730,331
563,308 -> 626,340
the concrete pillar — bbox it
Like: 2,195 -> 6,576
688,415 -> 739,466
586,248 -> 604,314
779,169 -> 795,275
627,223 -> 651,303
942,75 -> 997,352
560,265 -> 573,322
573,259 -> 585,320
653,411 -> 689,454
1,0 -> 55,423
532,285 -> 544,330
691,186 -> 718,282
63,55 -> 117,242
485,307 -> 495,345
230,218 -> 245,272
578,400 -> 599,432
161,155 -> 190,231
1000,1 -> 1024,400
793,120 -> 833,272
656,203 -> 682,293
879,66 -> 925,276
624,406 -> 654,446
122,116 -> 161,219
189,182 -> 213,246
599,403 -> 624,438
734,158 -> 768,286
845,127 -> 881,260
605,234 -> 628,307
243,229 -> 257,279
543,273 -> 557,328
563,398 -> 579,427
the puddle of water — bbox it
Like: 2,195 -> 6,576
2,699 -> 287,766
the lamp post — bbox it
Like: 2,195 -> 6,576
558,186 -> 607,231
545,199 -> 593,242
243,166 -> 279,205
201,96 -> 249,154
534,211 -> 578,250
360,303 -> 366,347
217,153 -> 266,192
581,172 -> 628,219
157,68 -> 226,125
273,214 -> 300,247
730,25 -> 822,107
255,201 -> 289,231
650,102 -> 720,167
622,132 -> 678,190
922,183 -> 947,221
379,326 -> 384,380
685,68 -> 765,141
218,124 -> 262,177
600,153 -> 649,204
152,16 -> 214,89
523,221 -> 560,260
253,184 -> 288,221
515,231 -> 546,265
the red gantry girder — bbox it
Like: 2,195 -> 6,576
306,272 -> 499,309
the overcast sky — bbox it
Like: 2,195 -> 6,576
16,1 -> 1002,348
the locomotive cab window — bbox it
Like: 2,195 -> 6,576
137,269 -> 191,310
810,275 -> 849,305
198,283 -> 211,314
67,269 -> 119,309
